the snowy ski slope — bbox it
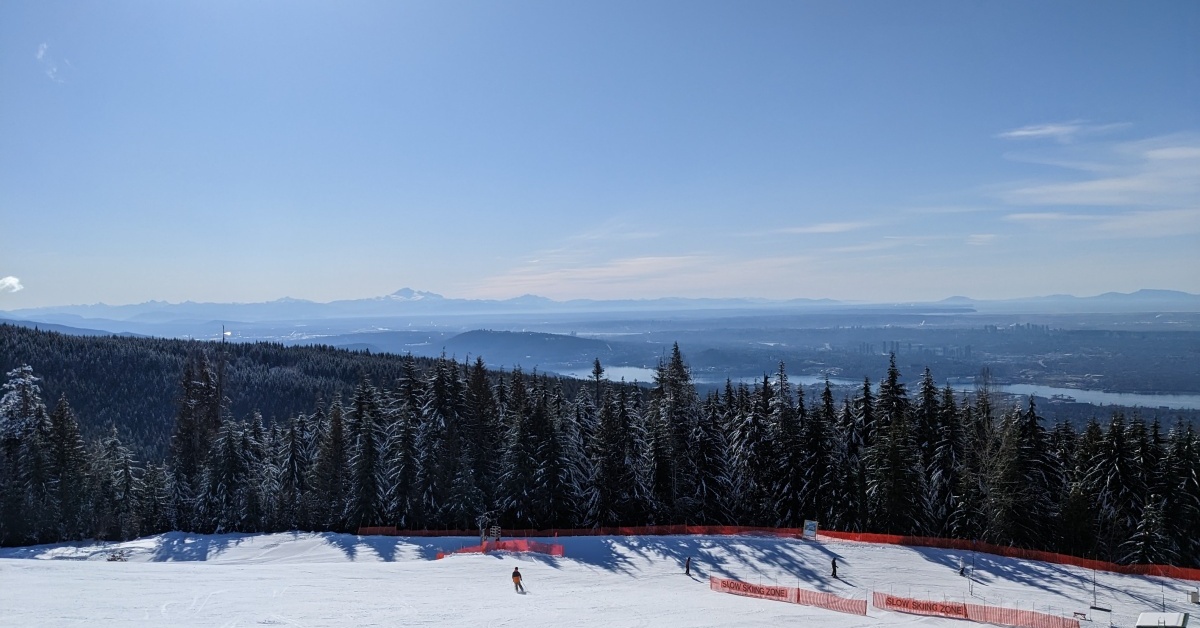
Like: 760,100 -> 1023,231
2,532 -> 1196,627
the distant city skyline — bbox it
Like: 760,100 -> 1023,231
2,1 -> 1198,308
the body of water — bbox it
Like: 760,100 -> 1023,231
952,383 -> 1200,411
561,366 -> 1200,410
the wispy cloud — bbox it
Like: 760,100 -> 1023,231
999,134 -> 1200,208
35,42 -> 67,83
996,120 -> 1127,144
826,235 -> 951,254
776,221 -> 874,235
0,276 -> 24,293
1089,208 -> 1200,238
1004,212 -> 1099,223
1004,209 -> 1200,239
966,234 -> 998,246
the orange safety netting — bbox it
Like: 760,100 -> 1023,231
795,587 -> 868,615
820,530 -> 1200,582
435,539 -> 565,559
709,576 -> 867,615
873,592 -> 1080,628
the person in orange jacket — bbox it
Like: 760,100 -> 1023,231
512,566 -> 525,592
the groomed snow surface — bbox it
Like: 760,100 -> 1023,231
2,532 -> 1196,627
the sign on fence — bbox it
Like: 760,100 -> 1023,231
874,592 -> 969,619
709,577 -> 866,615
802,520 -> 818,540
873,592 -> 1081,628
710,577 -> 794,603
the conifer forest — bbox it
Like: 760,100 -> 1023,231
0,324 -> 1196,567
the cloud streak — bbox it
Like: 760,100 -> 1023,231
996,121 -> 1126,144
999,134 -> 1200,209
0,276 -> 24,293
776,221 -> 874,235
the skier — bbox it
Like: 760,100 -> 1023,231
684,556 -> 691,576
512,566 -> 524,592
831,556 -> 838,579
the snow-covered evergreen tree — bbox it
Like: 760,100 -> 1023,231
309,400 -> 348,530
771,364 -> 807,527
864,362 -> 924,535
691,391 -> 732,524
1118,496 -> 1176,565
925,386 -> 963,537
346,379 -> 385,529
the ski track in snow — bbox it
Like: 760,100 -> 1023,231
1,532 -> 1195,627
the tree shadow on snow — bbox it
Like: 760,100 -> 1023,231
151,531 -> 245,561
550,534 -> 845,592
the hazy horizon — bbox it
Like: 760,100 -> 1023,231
3,2 -> 1198,309
4,285 -> 1200,312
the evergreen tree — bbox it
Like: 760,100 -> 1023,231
1118,496 -> 1176,565
987,399 -> 1055,548
771,363 -> 807,527
864,362 -> 923,535
691,392 -> 732,524
731,377 -> 777,525
310,400 -> 348,530
442,449 -> 486,529
168,354 -> 222,531
200,420 -> 250,533
384,360 -> 422,528
914,368 -> 941,470
0,365 -> 49,544
1085,413 -> 1142,560
139,463 -> 176,535
589,385 -> 637,526
91,427 -> 142,540
346,379 -> 385,529
277,413 -> 312,529
925,386 -> 963,537
498,370 -> 537,527
46,395 -> 88,539
646,343 -> 699,522
1161,422 -> 1200,566
801,379 -> 841,526
834,394 -> 865,531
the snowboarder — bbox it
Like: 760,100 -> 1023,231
831,556 -> 838,579
685,556 -> 691,576
512,567 -> 524,592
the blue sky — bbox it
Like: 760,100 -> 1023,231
2,1 -> 1197,308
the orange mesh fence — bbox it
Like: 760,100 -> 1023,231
965,602 -> 1080,628
709,577 -> 866,615
874,592 -> 1079,628
795,587 -> 867,615
820,531 -> 1200,582
435,539 -> 565,559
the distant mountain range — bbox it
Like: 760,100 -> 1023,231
2,288 -> 1198,340
7,288 -> 1199,321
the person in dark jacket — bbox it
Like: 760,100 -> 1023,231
512,567 -> 524,592
685,556 -> 691,576
831,556 -> 838,579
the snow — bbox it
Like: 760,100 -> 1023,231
2,532 -> 1197,627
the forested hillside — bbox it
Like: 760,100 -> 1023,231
0,324 -> 1196,569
